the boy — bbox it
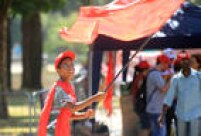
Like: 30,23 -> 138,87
38,50 -> 105,136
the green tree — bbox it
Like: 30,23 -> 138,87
41,0 -> 112,63
41,11 -> 98,64
11,0 -> 66,90
192,0 -> 201,5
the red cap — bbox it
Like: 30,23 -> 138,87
177,51 -> 190,60
157,54 -> 171,64
173,58 -> 181,66
54,50 -> 76,70
137,60 -> 150,69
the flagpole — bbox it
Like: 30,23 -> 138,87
103,35 -> 153,93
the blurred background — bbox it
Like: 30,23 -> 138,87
0,0 -> 201,136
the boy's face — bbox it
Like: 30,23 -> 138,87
57,58 -> 75,81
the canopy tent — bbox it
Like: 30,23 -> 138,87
91,2 -> 201,113
93,2 -> 201,51
59,0 -> 201,114
60,0 -> 186,85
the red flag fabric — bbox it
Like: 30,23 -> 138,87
60,0 -> 184,44
103,52 -> 114,116
38,81 -> 76,136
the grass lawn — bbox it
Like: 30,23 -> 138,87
0,95 -> 40,136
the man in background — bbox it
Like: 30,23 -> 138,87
159,51 -> 201,136
146,54 -> 171,136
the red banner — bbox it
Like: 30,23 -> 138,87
60,0 -> 184,44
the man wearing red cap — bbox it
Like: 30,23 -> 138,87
146,54 -> 171,136
38,50 -> 105,136
159,51 -> 201,136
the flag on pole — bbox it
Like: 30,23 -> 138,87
60,0 -> 184,44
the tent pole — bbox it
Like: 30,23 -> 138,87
104,35 -> 153,93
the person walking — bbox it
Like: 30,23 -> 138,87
159,51 -> 201,136
146,54 -> 171,136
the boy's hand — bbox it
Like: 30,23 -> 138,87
85,109 -> 95,119
95,92 -> 106,102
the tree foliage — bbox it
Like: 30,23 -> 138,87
192,0 -> 201,5
10,0 -> 69,90
11,0 -> 66,16
41,0 -> 112,63
41,12 -> 89,63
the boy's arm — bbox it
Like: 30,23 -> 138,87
66,92 -> 105,113
71,109 -> 94,120
55,86 -> 105,113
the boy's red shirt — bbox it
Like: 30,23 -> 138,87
38,80 -> 76,136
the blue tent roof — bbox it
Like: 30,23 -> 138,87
160,2 -> 201,37
93,2 -> 201,50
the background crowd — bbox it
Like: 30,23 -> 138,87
130,48 -> 201,136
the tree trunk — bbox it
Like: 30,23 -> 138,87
0,0 -> 10,118
7,17 -> 11,90
22,13 -> 42,90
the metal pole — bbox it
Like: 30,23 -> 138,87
32,91 -> 37,129
25,92 -> 33,136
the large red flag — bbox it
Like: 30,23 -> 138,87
60,0 -> 184,44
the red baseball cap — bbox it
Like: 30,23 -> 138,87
137,60 -> 150,69
173,58 -> 181,66
54,50 -> 76,70
177,51 -> 190,60
157,54 -> 171,64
